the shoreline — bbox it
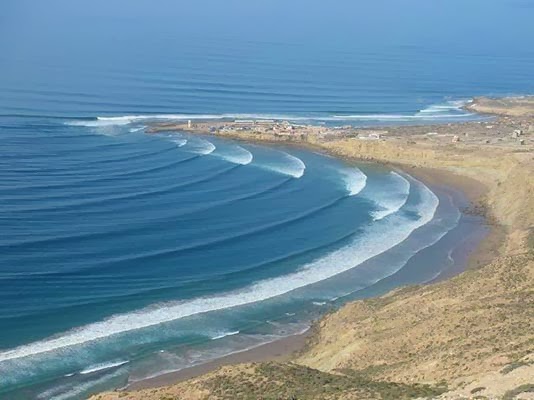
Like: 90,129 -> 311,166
124,148 -> 500,392
92,96 -> 533,399
127,329 -> 312,390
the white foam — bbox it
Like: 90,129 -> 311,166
46,369 -> 124,400
447,248 -> 455,264
65,100 -> 475,128
67,113 -> 310,128
98,114 -> 221,123
0,177 -> 437,364
37,383 -> 72,399
371,172 -> 411,220
129,126 -> 146,133
211,331 -> 240,340
333,113 -> 471,121
418,99 -> 471,114
425,248 -> 455,283
339,167 -> 367,196
214,145 -> 253,165
128,332 -> 291,383
65,119 -> 132,127
189,139 -> 216,155
258,150 -> 306,178
79,360 -> 129,375
334,99 -> 474,121
172,138 -> 188,147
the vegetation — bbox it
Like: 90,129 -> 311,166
500,360 -> 532,375
470,386 -> 486,394
202,362 -> 447,400
528,228 -> 534,250
502,383 -> 534,400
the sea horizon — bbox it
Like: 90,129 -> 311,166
1,0 -> 533,398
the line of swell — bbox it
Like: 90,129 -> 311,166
0,167 -> 244,248
1,155 -> 204,207
334,208 -> 461,301
1,190 -> 342,282
0,229 -> 363,314
371,171 -> 411,220
0,177 -> 438,362
0,182 -> 438,363
52,195 -> 348,276
0,147 -> 180,193
0,153 -> 200,183
0,98 -> 474,124
256,150 -> 306,178
0,195 -> 449,318
0,175 -> 290,254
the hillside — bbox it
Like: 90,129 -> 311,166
91,100 -> 534,400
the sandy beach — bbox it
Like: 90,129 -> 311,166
125,164 -> 497,391
127,330 -> 311,390
91,96 -> 533,400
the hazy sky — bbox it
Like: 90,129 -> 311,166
1,0 -> 533,116
2,0 -> 534,55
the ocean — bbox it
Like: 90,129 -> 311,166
1,0 -> 533,398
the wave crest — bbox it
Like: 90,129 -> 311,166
258,151 -> 306,178
211,331 -> 240,340
371,172 -> 411,220
0,176 -> 438,364
189,139 -> 216,155
339,167 -> 367,196
79,360 -> 129,375
214,145 -> 253,165
63,99 -> 477,128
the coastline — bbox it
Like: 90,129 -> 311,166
127,329 -> 312,390
91,96 -> 533,399
124,138 -> 501,392
400,166 -> 505,273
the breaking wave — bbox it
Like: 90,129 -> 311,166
417,99 -> 471,114
63,99 -> 477,127
172,138 -> 188,147
0,176 -> 437,363
371,172 -> 411,220
214,145 -> 253,165
211,331 -> 240,340
79,360 -> 129,375
44,369 -> 124,400
332,99 -> 475,122
129,126 -> 145,133
189,138 -> 216,155
258,150 -> 306,178
339,167 -> 367,196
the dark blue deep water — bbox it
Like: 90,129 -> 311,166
1,0 -> 533,398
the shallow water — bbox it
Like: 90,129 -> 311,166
1,0 -> 531,398
0,122 -> 485,399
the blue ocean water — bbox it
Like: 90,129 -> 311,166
1,0 -> 533,398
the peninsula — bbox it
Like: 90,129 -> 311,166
91,97 -> 534,400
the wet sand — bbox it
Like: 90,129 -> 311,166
125,163 -> 503,391
127,330 -> 311,390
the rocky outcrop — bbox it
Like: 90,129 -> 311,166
465,96 -> 534,117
